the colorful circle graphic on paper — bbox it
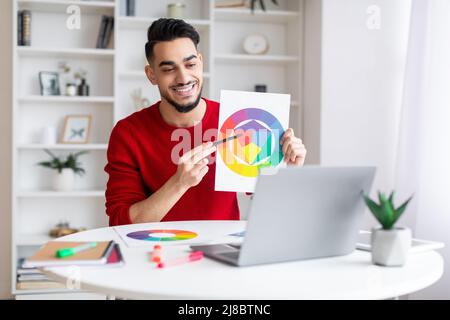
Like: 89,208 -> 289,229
126,229 -> 198,242
218,108 -> 285,178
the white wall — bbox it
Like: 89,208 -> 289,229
304,0 -> 412,228
0,0 -> 13,300
303,0 -> 322,165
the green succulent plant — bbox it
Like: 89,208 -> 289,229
362,191 -> 413,230
251,0 -> 279,12
37,149 -> 88,176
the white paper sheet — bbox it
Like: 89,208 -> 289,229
113,221 -> 244,248
215,90 -> 290,192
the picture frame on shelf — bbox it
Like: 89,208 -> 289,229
61,115 -> 92,144
38,71 -> 61,96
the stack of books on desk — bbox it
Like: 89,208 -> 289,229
16,258 -> 65,290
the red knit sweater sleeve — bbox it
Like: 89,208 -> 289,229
104,120 -> 148,226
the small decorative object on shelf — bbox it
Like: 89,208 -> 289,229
363,191 -> 413,267
49,221 -> 86,238
255,84 -> 267,92
131,88 -> 150,111
167,3 -> 186,18
37,149 -> 88,191
65,83 -> 77,96
243,34 -> 269,55
40,126 -> 57,145
61,115 -> 92,144
57,61 -> 71,91
39,71 -> 61,96
250,0 -> 279,12
74,68 -> 89,96
77,79 -> 90,96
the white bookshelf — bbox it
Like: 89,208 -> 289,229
11,0 -> 304,299
17,46 -> 115,59
214,8 -> 299,23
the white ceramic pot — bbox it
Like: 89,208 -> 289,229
53,168 -> 75,191
371,227 -> 412,267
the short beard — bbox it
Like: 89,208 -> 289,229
163,85 -> 203,114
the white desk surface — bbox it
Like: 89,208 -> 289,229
42,220 -> 444,300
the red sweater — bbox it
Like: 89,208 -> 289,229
104,98 -> 240,226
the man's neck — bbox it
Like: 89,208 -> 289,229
159,98 -> 207,128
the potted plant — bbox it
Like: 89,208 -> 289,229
363,191 -> 413,267
37,149 -> 88,191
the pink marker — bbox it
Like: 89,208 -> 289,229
157,251 -> 203,269
151,245 -> 162,263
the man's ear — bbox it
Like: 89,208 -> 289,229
145,64 -> 157,85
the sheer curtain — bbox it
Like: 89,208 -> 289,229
395,0 -> 450,299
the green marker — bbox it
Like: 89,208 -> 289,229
56,242 -> 97,258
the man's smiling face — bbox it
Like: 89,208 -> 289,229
146,37 -> 204,113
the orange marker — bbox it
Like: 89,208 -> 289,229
151,245 -> 162,263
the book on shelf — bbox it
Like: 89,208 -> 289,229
102,16 -> 114,49
16,281 -> 66,290
126,0 -> 135,16
96,15 -> 114,49
17,10 -> 31,46
17,258 -> 41,275
17,10 -> 22,46
18,274 -> 50,282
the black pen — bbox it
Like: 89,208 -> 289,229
213,133 -> 243,147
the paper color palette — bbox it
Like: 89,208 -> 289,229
215,90 -> 290,192
126,229 -> 197,242
114,221 -> 245,247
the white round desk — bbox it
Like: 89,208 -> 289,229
42,221 -> 443,300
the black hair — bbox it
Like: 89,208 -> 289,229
145,18 -> 200,64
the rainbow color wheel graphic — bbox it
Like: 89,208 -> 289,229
126,229 -> 198,242
218,108 -> 285,177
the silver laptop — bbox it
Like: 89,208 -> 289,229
191,166 -> 376,267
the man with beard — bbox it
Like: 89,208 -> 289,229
104,18 -> 307,226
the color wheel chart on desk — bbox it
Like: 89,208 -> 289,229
215,90 -> 290,193
127,230 -> 197,242
114,222 -> 245,247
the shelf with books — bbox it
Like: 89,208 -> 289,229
17,0 -> 115,15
